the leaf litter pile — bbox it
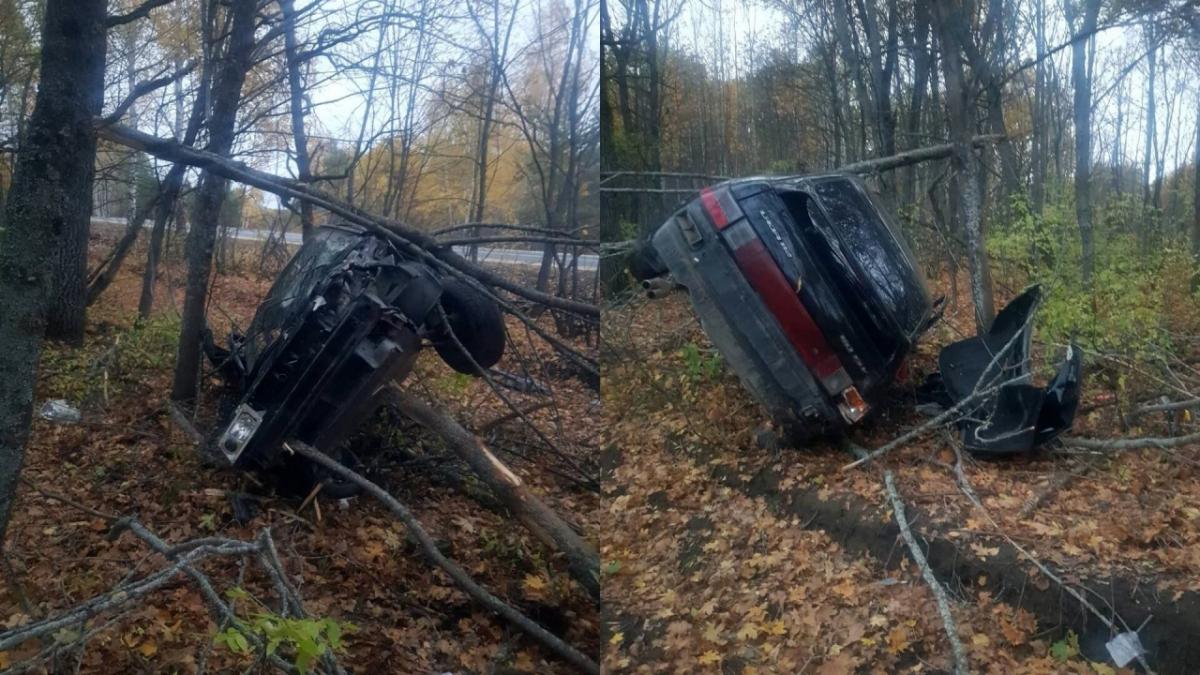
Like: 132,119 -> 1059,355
0,229 -> 600,673
602,271 -> 1200,674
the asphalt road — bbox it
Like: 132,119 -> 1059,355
93,217 -> 598,270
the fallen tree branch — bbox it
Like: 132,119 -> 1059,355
1064,431 -> 1200,451
286,441 -> 600,674
0,540 -> 256,652
436,235 -> 598,248
841,375 -> 1025,470
96,123 -> 597,319
838,134 -> 1006,174
1131,397 -> 1200,417
947,447 -> 1155,673
477,401 -> 553,434
882,470 -> 970,675
386,386 -> 599,600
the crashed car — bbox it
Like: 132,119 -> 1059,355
634,174 -> 1081,453
205,223 -> 505,495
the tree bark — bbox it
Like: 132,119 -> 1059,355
171,0 -> 257,402
0,0 -> 108,547
1067,0 -> 1101,288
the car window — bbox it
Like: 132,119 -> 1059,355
243,227 -> 364,369
811,178 -> 930,337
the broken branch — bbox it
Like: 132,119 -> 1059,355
386,386 -> 599,600
882,470 -> 970,675
95,123 -> 598,319
285,441 -> 600,675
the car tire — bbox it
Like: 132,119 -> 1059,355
627,238 -> 667,281
433,278 -> 506,374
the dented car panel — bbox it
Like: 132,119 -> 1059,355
213,225 -> 441,473
929,285 -> 1082,454
650,174 -> 935,438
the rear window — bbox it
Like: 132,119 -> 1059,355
810,178 -> 930,337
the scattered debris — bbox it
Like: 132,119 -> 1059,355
37,399 -> 81,424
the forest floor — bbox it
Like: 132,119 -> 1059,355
0,229 -> 600,673
602,270 -> 1200,674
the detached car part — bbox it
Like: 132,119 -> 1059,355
641,174 -> 936,439
205,224 -> 506,495
921,285 -> 1082,454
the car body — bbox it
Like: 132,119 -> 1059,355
206,224 -> 505,494
638,174 -> 1082,452
645,174 -> 936,439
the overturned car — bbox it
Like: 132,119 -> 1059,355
633,174 -> 1080,454
204,224 -> 506,495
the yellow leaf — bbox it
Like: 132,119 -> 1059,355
972,633 -> 991,647
522,574 -> 548,592
138,640 -> 158,658
736,623 -> 759,641
886,626 -> 910,654
764,619 -> 787,636
698,650 -> 721,665
609,631 -> 624,646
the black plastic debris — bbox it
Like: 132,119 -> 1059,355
920,285 -> 1082,454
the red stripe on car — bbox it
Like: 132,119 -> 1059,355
700,187 -> 729,230
731,238 -> 843,381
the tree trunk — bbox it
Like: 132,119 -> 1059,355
140,17 -> 213,321
1031,0 -> 1047,216
281,0 -> 314,243
932,2 -> 994,332
0,0 -> 107,547
171,0 -> 257,402
1068,0 -> 1101,289
903,3 -> 931,207
1192,89 -> 1200,291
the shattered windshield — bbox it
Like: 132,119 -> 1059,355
242,227 -> 365,370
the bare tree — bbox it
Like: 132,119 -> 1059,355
281,0 -> 315,242
1067,0 -> 1101,288
932,0 -> 995,331
171,0 -> 258,402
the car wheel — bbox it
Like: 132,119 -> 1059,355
627,238 -> 667,281
433,278 -> 506,374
